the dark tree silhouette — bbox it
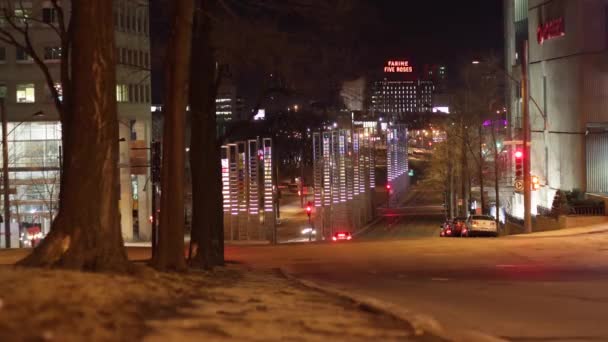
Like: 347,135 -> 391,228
18,0 -> 129,271
152,0 -> 194,271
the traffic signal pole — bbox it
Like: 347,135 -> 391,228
522,41 -> 532,233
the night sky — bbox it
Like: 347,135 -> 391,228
150,0 -> 504,105
363,0 -> 504,70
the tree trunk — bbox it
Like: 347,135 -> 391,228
152,0 -> 194,271
491,122 -> 501,227
478,124 -> 485,214
189,0 -> 224,269
460,120 -> 469,216
19,1 -> 129,271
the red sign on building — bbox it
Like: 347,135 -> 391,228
537,17 -> 565,44
384,60 -> 413,73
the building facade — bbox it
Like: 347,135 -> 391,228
0,0 -> 152,242
369,79 -> 434,115
504,0 -> 608,216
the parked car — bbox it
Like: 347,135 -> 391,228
440,217 -> 467,237
439,223 -> 454,237
451,217 -> 468,237
464,215 -> 498,237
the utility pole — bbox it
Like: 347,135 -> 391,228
522,41 -> 532,233
0,99 -> 10,248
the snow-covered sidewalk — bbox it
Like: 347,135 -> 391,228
0,264 -> 429,341
509,222 -> 608,238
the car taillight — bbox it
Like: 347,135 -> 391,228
446,229 -> 452,234
347,236 -> 352,240
332,236 -> 337,241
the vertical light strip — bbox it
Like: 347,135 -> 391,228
229,144 -> 239,216
313,132 -> 323,207
263,138 -> 273,212
247,140 -> 259,215
322,132 -> 332,207
221,146 -> 230,213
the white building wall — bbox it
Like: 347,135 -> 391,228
506,0 -> 608,215
0,0 -> 152,241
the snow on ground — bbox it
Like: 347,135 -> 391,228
0,264 -> 436,341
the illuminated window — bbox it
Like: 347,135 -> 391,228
46,82 -> 63,102
0,84 -> 6,98
116,84 -> 128,102
14,2 -> 32,25
44,47 -> 61,61
16,84 -> 35,103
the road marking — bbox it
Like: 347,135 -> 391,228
431,277 -> 449,282
496,264 -> 540,268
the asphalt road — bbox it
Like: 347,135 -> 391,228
228,232 -> 608,341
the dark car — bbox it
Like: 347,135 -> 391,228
439,224 -> 454,237
451,217 -> 468,237
440,217 -> 467,237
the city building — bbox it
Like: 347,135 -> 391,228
216,80 -> 244,122
504,0 -> 608,216
0,0 -> 152,242
368,60 -> 438,117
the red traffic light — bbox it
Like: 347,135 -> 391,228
514,150 -> 523,159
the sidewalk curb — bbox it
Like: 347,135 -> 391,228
508,228 -> 608,239
353,216 -> 384,237
278,268 -> 506,342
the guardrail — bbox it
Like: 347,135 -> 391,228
537,204 -> 605,217
571,205 -> 605,216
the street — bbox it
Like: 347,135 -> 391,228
228,225 -> 608,341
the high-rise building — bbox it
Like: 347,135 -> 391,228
0,0 -> 152,242
504,0 -> 608,216
369,79 -> 434,114
215,80 -> 243,122
368,60 -> 441,117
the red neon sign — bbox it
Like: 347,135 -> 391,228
537,17 -> 565,45
384,60 -> 413,73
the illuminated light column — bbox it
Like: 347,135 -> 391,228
345,130 -> 354,202
221,146 -> 231,238
338,130 -> 347,203
360,129 -> 370,224
237,142 -> 248,240
368,128 -> 376,190
404,127 -> 409,175
247,139 -> 260,239
313,132 -> 324,240
262,138 -> 275,243
322,132 -> 332,207
313,133 -> 323,208
367,127 -> 376,220
228,144 -> 239,240
359,130 -> 367,195
353,132 -> 360,197
331,131 -> 341,205
322,132 -> 332,239
387,129 -> 394,183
